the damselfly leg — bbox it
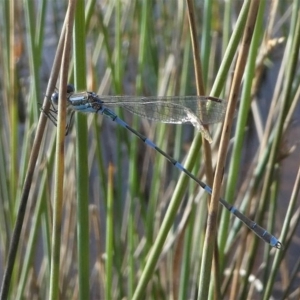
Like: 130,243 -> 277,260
42,84 -> 75,135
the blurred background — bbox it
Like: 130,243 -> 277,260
0,0 -> 300,299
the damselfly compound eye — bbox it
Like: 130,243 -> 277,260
67,84 -> 75,94
51,92 -> 59,105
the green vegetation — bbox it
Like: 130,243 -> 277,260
0,0 -> 299,299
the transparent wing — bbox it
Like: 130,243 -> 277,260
99,96 -> 227,126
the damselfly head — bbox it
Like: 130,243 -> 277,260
51,84 -> 75,105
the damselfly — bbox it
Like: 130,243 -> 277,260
48,85 -> 282,249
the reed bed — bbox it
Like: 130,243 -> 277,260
0,0 -> 300,299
